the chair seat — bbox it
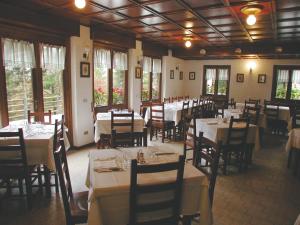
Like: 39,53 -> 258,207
0,165 -> 37,178
70,191 -> 88,222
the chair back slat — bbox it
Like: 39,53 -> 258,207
243,106 -> 260,125
164,97 -> 171,103
129,155 -> 185,225
226,117 -> 249,147
183,118 -> 196,160
291,105 -> 300,129
53,115 -> 64,153
28,110 -> 52,124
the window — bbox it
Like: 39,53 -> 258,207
1,38 -> 67,125
141,56 -> 162,102
42,44 -> 66,117
203,65 -> 230,97
93,47 -> 128,107
272,66 -> 300,101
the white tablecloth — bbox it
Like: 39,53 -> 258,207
144,101 -> 194,125
195,118 -> 260,151
94,112 -> 145,143
286,128 -> 300,152
0,124 -> 56,170
223,108 -> 243,119
86,147 -> 212,225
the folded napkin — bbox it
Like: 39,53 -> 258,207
93,159 -> 123,173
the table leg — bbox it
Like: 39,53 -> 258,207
44,166 -> 51,198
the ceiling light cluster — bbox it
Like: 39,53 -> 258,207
241,4 -> 263,26
75,0 -> 86,9
185,40 -> 192,48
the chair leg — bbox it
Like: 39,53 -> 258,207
288,150 -> 292,169
37,166 -> 43,194
25,176 -> 32,209
294,151 -> 300,176
223,152 -> 228,175
44,167 -> 51,198
18,178 -> 24,195
54,173 -> 59,193
162,128 -> 165,143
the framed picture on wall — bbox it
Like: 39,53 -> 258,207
80,62 -> 90,78
170,70 -> 174,79
135,67 -> 142,79
189,72 -> 195,80
258,74 -> 266,83
179,71 -> 183,80
236,73 -> 244,83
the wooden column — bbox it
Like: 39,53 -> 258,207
63,39 -> 73,146
0,38 -> 9,126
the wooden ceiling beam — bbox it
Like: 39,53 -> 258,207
220,0 -> 253,42
175,0 -> 230,42
270,0 -> 278,40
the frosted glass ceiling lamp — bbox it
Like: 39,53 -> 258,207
185,40 -> 192,48
75,0 -> 86,9
241,5 -> 263,26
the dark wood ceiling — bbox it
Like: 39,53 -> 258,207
1,0 -> 300,59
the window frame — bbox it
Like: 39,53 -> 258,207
93,44 -> 129,109
272,65 -> 300,103
202,65 -> 231,98
140,56 -> 162,103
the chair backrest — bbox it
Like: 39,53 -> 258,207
129,155 -> 185,225
0,128 -> 28,172
164,97 -> 171,103
226,117 -> 250,147
111,111 -> 134,147
194,132 -> 221,205
150,102 -> 165,125
184,95 -> 189,100
94,106 -> 110,121
171,96 -> 178,102
291,105 -> 300,128
243,106 -> 260,125
140,102 -> 151,119
53,139 -> 73,225
53,115 -> 65,153
181,101 -> 190,122
183,118 -> 196,160
177,96 -> 183,101
191,99 -> 199,117
244,100 -> 257,109
264,102 -> 279,120
28,110 -> 52,124
227,98 -> 236,109
249,98 -> 260,105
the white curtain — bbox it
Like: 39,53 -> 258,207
218,69 -> 228,80
292,70 -> 300,83
153,59 -> 162,73
206,68 -> 216,80
42,44 -> 66,71
143,56 -> 152,73
277,69 -> 289,82
3,38 -> 36,69
113,51 -> 127,70
94,48 -> 111,69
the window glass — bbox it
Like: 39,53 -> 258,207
205,68 -> 216,95
291,70 -> 300,100
217,69 -> 228,95
275,69 -> 289,99
142,71 -> 150,101
152,72 -> 160,100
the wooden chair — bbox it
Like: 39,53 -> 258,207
288,105 -> 300,174
54,139 -> 88,225
264,101 -> 280,134
194,132 -> 221,205
27,110 -> 52,124
222,117 -> 250,174
227,98 -> 236,109
184,95 -> 189,100
214,101 -> 225,118
0,128 -> 38,208
191,99 -> 199,118
243,106 -> 260,125
249,98 -> 260,105
291,105 -> 300,128
111,111 -> 134,148
178,96 -> 183,101
129,155 -> 185,225
171,96 -> 178,102
164,97 -> 171,103
244,100 -> 258,109
183,118 -> 197,161
174,101 -> 190,141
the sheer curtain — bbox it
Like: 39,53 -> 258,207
42,44 -> 66,72
292,70 -> 300,83
153,59 -> 162,73
3,38 -> 35,69
94,48 -> 111,69
219,69 -> 228,80
206,68 -> 216,80
113,51 -> 127,70
277,70 -> 289,82
143,56 -> 152,73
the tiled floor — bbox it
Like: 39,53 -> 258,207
0,134 -> 300,225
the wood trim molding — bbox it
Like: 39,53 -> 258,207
0,38 -> 9,126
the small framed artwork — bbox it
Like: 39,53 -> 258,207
135,67 -> 142,79
258,74 -> 266,83
189,72 -> 195,80
80,62 -> 90,78
236,73 -> 244,83
179,71 -> 183,80
170,70 -> 174,79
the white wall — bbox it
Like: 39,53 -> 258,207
70,26 -> 94,147
184,59 -> 300,103
162,50 -> 185,98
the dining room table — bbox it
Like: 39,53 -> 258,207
86,146 -> 213,225
94,111 -> 145,144
195,118 -> 260,152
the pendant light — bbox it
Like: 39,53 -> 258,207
75,0 -> 86,9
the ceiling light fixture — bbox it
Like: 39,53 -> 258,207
185,40 -> 192,48
200,49 -> 206,55
75,0 -> 86,9
241,4 -> 263,26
